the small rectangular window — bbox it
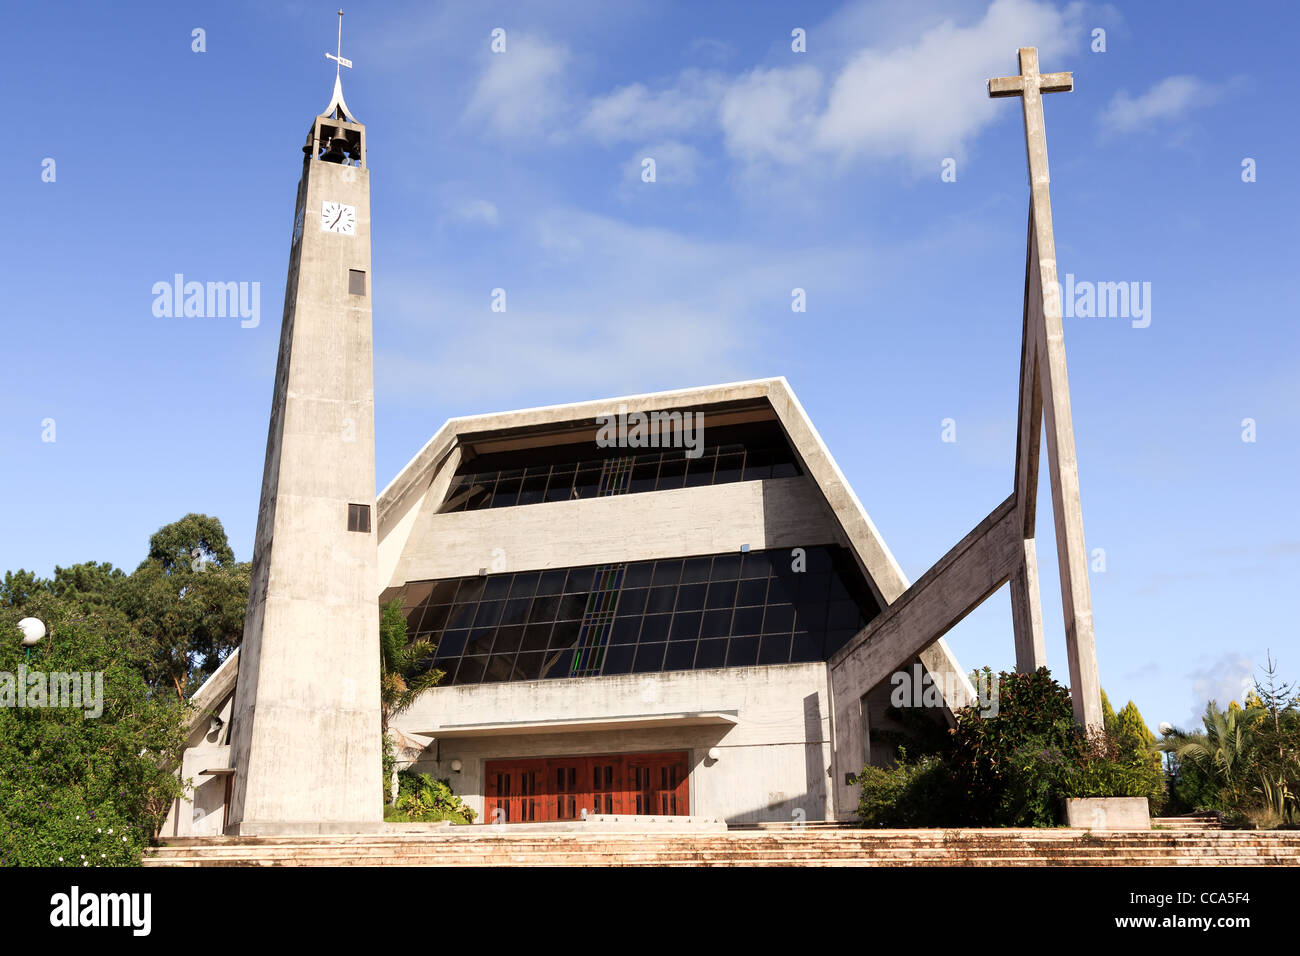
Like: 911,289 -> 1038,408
348,269 -> 366,295
347,503 -> 371,533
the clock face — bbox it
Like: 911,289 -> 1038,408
321,201 -> 356,235
292,205 -> 305,246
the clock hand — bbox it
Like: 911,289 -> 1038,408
330,210 -> 342,229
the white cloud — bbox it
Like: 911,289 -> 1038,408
464,35 -> 570,139
719,0 -> 1082,170
445,198 -> 500,227
459,1 -> 1083,171
581,70 -> 726,144
719,66 -> 824,166
1099,75 -> 1220,134
1183,654 -> 1255,728
376,207 -> 870,406
817,0 -> 1080,163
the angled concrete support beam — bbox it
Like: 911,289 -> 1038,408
828,495 -> 1022,697
1009,536 -> 1047,672
827,495 -> 1021,817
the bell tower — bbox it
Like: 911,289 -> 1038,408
226,12 -> 382,835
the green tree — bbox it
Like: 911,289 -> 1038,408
50,562 -> 127,608
0,596 -> 188,866
378,599 -> 442,734
1249,653 -> 1299,823
116,515 -> 249,697
1,569 -> 50,608
1100,688 -> 1118,735
1161,700 -> 1262,807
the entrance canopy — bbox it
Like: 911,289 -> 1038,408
415,710 -> 738,739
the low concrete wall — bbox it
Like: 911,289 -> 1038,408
1065,797 -> 1151,830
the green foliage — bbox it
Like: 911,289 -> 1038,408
1161,700 -> 1262,807
3,514 -> 250,698
1073,732 -> 1167,813
1100,688 -> 1118,735
381,733 -> 396,804
0,597 -> 188,866
118,514 -> 249,697
379,599 -> 443,733
859,668 -> 1175,827
948,668 -> 1084,825
388,771 -> 476,824
145,513 -> 235,572
2,569 -> 49,608
998,744 -> 1082,827
856,749 -> 955,827
1161,655 -> 1300,826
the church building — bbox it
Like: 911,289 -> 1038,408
164,38 -> 1102,837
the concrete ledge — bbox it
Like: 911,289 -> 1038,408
228,820 -> 388,836
1065,797 -> 1151,830
383,821 -> 453,833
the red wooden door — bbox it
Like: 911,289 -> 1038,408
589,758 -> 619,815
550,759 -> 581,820
484,751 -> 689,822
626,752 -> 689,816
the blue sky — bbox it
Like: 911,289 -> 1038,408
3,0 -> 1296,729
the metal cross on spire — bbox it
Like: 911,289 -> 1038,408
326,9 -> 353,77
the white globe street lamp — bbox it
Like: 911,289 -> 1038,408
17,617 -> 46,663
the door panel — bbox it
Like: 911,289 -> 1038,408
484,751 -> 689,823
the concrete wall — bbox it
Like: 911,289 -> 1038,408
226,140 -> 383,835
393,476 -> 838,584
393,661 -> 834,824
160,685 -> 235,838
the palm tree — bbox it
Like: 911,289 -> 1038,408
1160,700 -> 1263,806
378,600 -> 444,735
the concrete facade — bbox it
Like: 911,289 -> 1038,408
402,663 -> 834,825
224,91 -> 383,835
170,48 -> 1113,834
178,378 -> 972,828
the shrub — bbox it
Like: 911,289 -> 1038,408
857,750 -> 955,827
1072,731 -> 1167,814
998,744 -> 1079,827
948,667 -> 1084,825
388,770 -> 476,824
861,668 -> 1172,828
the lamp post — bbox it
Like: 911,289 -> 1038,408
17,617 -> 45,664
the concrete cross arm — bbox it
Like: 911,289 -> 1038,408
988,71 -> 1073,97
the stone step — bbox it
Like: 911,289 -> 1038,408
145,828 -> 1300,867
1152,821 -> 1221,831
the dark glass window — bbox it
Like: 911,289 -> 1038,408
439,420 -> 803,513
398,545 -> 880,686
347,503 -> 370,533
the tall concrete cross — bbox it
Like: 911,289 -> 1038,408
989,47 -> 1102,730
824,49 -> 1103,796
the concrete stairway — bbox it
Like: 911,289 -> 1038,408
1151,814 -> 1222,831
146,826 -> 1300,867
